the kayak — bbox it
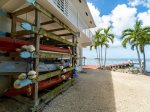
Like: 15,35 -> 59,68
0,37 -> 70,53
4,72 -> 72,96
0,61 -> 70,73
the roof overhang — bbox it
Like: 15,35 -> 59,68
72,0 -> 96,28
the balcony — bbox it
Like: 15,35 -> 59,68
50,0 -> 94,42
82,29 -> 93,40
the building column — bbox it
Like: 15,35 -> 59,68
78,46 -> 83,66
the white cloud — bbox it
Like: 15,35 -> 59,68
110,38 -> 122,47
128,0 -> 144,7
87,2 -> 111,33
88,3 -> 137,36
138,10 -> 150,27
88,3 -> 137,46
128,0 -> 150,8
87,2 -> 101,26
111,4 -> 137,36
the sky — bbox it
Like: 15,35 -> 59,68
83,0 -> 150,59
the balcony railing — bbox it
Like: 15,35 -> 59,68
51,0 -> 93,40
82,29 -> 93,40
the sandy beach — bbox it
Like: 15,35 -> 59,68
1,69 -> 150,112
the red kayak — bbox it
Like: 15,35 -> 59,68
4,72 -> 72,97
0,37 -> 70,53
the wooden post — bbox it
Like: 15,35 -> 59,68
72,35 -> 75,67
33,9 -> 40,109
74,36 -> 77,65
11,15 -> 16,38
83,57 -> 85,66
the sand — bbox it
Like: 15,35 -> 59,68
1,69 -> 150,112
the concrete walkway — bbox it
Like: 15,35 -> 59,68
43,69 -> 150,112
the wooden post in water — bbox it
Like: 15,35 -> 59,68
33,9 -> 40,110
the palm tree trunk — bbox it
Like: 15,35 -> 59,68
96,48 -> 100,68
101,45 -> 103,68
104,47 -> 107,67
136,46 -> 142,73
98,46 -> 101,68
96,48 -> 98,60
143,47 -> 146,73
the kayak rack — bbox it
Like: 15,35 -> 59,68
3,1 -> 78,112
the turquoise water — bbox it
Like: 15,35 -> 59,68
84,58 -> 150,72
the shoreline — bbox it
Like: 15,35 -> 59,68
82,64 -> 150,75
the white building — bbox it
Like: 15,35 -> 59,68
0,0 -> 96,65
0,0 -> 96,95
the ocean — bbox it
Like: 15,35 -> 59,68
84,58 -> 150,72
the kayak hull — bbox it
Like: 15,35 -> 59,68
0,61 -> 70,73
4,72 -> 72,96
0,37 -> 70,53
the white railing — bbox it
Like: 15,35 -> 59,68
82,29 -> 93,40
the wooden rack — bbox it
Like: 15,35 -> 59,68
8,1 -> 78,112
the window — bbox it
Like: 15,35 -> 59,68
90,21 -> 92,24
53,0 -> 68,16
85,12 -> 88,16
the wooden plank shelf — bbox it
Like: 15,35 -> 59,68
11,28 -> 75,46
33,28 -> 75,46
32,2 -> 76,36
31,79 -> 74,112
38,67 -> 74,81
39,78 -> 74,103
38,51 -> 72,59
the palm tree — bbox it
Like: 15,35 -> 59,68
103,27 -> 114,67
104,43 -> 109,67
98,36 -> 107,68
90,29 -> 103,67
121,20 -> 150,73
91,27 -> 114,68
137,30 -> 150,73
90,41 -> 99,65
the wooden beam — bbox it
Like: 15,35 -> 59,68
41,20 -> 55,25
12,6 -> 35,16
65,36 -> 73,40
33,79 -> 74,111
33,27 -> 75,46
47,28 -> 65,32
11,30 -> 75,46
33,9 -> 40,108
11,29 -> 75,46
72,35 -> 75,68
38,67 -> 73,81
11,30 -> 34,37
11,15 -> 16,38
16,17 -> 35,26
0,1 -> 9,8
38,51 -> 73,59
33,2 -> 75,35
58,33 -> 73,36
39,79 -> 73,103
